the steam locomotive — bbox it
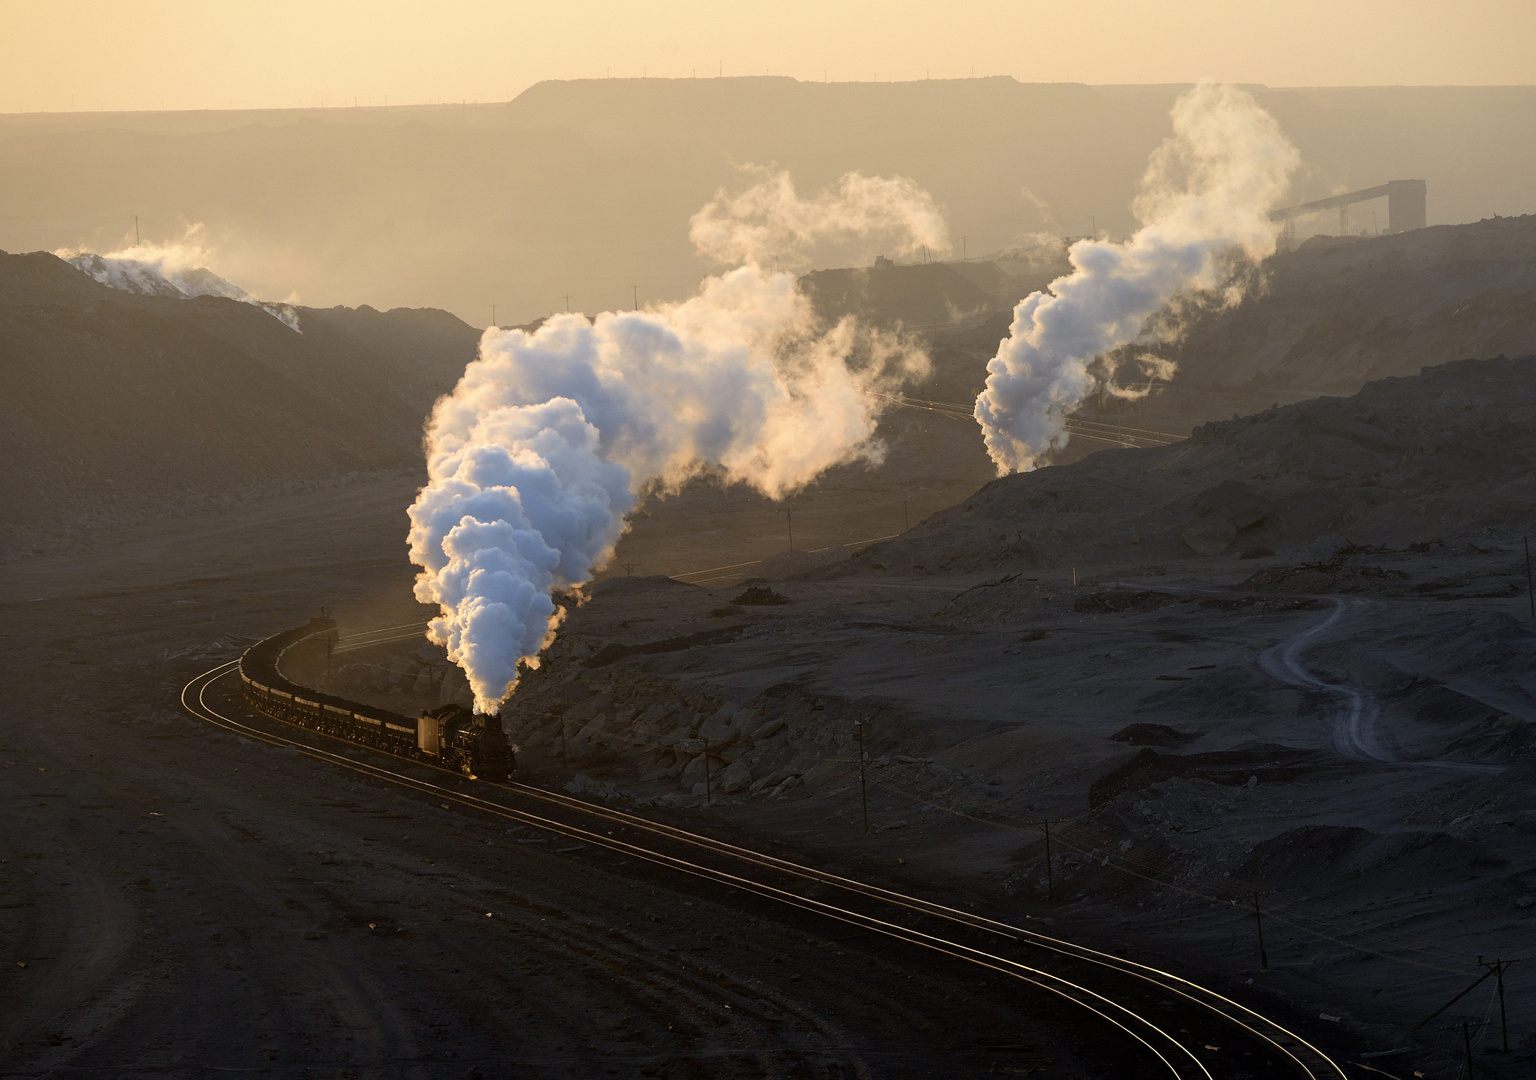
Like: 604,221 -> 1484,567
237,617 -> 514,781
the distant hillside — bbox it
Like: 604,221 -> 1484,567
3,80 -> 1535,322
844,355 -> 1536,578
0,250 -> 478,558
800,249 -> 1070,329
1172,216 -> 1536,395
1068,215 -> 1536,438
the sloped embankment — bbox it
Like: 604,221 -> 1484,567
838,354 -> 1536,576
0,250 -> 479,557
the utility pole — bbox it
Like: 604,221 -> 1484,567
1442,1020 -> 1488,1078
491,303 -> 496,327
962,236 -> 967,260
564,294 -> 570,313
1479,957 -> 1517,1053
1250,892 -> 1270,970
1037,819 -> 1062,901
1525,537 -> 1533,618
134,216 -> 140,245
1091,215 -> 1096,239
855,717 -> 869,834
632,285 -> 638,311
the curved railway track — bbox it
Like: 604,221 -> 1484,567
182,642 -> 1346,1080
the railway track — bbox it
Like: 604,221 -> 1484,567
182,647 -> 1346,1080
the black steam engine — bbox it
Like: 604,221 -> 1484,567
238,618 -> 514,781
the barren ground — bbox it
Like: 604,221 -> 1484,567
2,477 -> 1155,1079
7,360 -> 1534,1079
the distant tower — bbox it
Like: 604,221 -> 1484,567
1385,179 -> 1427,233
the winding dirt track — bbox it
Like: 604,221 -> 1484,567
182,637 -> 1347,1080
1258,598 -> 1503,774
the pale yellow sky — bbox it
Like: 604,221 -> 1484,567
2,0 -> 1533,114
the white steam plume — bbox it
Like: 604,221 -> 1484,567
974,81 -> 1298,473
690,168 -> 950,268
410,175 -> 938,714
57,227 -> 301,332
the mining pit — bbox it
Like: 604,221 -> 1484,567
4,222 -> 1536,1075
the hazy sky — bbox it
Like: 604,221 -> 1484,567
3,0 -> 1533,114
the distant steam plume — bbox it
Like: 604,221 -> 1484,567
410,175 -> 936,713
974,82 -> 1298,473
57,227 -> 300,331
690,168 -> 950,268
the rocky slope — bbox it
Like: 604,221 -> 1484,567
458,355 -> 1536,1073
849,354 -> 1536,577
0,250 -> 479,558
1091,215 -> 1536,432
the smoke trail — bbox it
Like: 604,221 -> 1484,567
410,177 -> 937,713
690,168 -> 950,268
57,227 -> 301,331
973,81 -> 1298,473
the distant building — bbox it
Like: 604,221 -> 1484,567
1269,180 -> 1427,236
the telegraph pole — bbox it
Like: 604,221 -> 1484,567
1036,819 -> 1062,901
855,717 -> 869,834
1524,537 -> 1533,618
134,216 -> 140,245
1479,957 -> 1516,1053
491,303 -> 496,327
632,285 -> 638,311
1252,892 -> 1270,971
1442,1020 -> 1488,1078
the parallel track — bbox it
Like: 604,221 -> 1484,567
181,654 -> 1345,1080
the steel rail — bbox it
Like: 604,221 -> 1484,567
668,534 -> 903,584
496,783 -> 1342,1080
181,661 -> 1217,1078
219,626 -> 1340,1078
871,390 -> 1184,446
179,659 -> 1345,1078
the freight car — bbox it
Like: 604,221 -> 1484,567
237,617 -> 514,780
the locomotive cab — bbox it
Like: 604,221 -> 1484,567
417,704 -> 515,781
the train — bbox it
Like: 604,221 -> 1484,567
237,617 -> 515,781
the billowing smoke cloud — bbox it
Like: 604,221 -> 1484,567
690,168 -> 950,268
57,228 -> 301,332
410,176 -> 937,713
974,81 -> 1299,473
